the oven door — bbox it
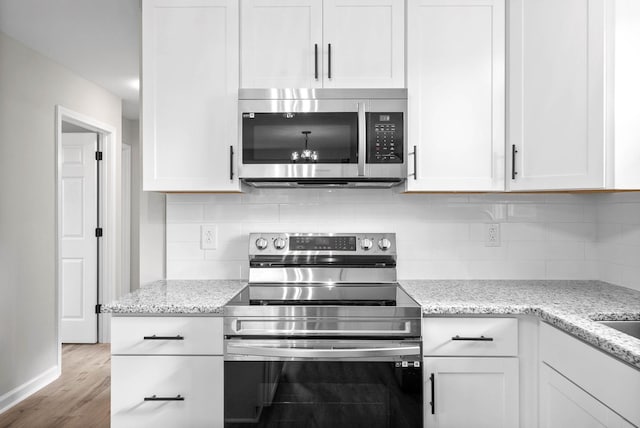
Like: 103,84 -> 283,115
239,99 -> 363,180
224,339 -> 423,428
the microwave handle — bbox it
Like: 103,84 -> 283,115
358,102 -> 366,176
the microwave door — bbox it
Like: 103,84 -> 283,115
241,110 -> 361,180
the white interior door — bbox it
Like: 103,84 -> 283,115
61,132 -> 98,343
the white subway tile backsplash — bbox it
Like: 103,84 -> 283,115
163,190 -> 640,287
166,242 -> 204,261
167,259 -> 245,280
166,224 -> 201,243
546,261 -> 598,279
596,192 -> 640,291
398,260 -> 469,280
166,203 -> 204,223
204,203 -> 279,223
466,261 -> 546,280
547,222 -> 596,242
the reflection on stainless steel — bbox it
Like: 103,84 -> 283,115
224,232 -> 420,342
226,319 -> 418,337
248,268 -> 397,284
225,339 -> 421,361
224,232 -> 422,427
239,89 -> 407,188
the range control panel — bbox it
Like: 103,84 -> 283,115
249,233 -> 396,256
366,112 -> 404,164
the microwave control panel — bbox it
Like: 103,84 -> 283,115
366,112 -> 404,164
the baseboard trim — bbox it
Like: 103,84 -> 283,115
0,365 -> 60,415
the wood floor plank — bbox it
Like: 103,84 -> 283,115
0,344 -> 110,428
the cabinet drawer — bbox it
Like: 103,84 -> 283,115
111,355 -> 223,428
423,317 -> 518,356
111,317 -> 223,355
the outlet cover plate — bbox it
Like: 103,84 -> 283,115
485,223 -> 501,247
201,224 -> 217,250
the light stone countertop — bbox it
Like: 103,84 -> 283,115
102,280 -> 246,315
102,279 -> 640,368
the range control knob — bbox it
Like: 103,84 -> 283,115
273,237 -> 287,250
378,238 -> 392,251
255,238 -> 268,250
360,238 -> 374,251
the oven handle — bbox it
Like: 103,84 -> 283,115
226,343 -> 421,359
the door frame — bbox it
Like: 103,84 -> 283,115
55,105 -> 119,360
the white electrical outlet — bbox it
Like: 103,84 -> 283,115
201,225 -> 217,250
485,223 -> 501,247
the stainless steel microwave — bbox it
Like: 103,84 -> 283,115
238,88 -> 407,188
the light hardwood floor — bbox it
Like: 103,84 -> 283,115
0,344 -> 110,428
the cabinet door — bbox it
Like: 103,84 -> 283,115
539,363 -> 634,428
424,357 -> 519,428
142,0 -> 240,191
406,0 -> 505,191
241,0 -> 323,88
322,0 -> 404,88
508,0 -> 607,190
111,356 -> 223,428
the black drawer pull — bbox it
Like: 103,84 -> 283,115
429,373 -> 435,414
143,335 -> 184,340
144,394 -> 184,402
451,335 -> 494,341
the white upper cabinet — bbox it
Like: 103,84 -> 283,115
240,0 -> 323,88
240,0 -> 404,88
406,0 -> 505,192
322,0 -> 404,88
142,0 -> 240,192
508,0 -> 606,191
508,0 -> 640,191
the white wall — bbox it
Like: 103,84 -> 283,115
0,32 -> 121,403
166,190 -> 598,280
125,118 -> 165,289
597,193 -> 640,291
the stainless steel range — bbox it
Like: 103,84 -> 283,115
223,233 -> 422,428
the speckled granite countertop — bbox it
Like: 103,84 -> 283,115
402,280 -> 640,369
102,279 -> 640,369
101,280 -> 245,315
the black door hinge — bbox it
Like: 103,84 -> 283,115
95,304 -> 102,314
95,227 -> 103,237
95,151 -> 103,161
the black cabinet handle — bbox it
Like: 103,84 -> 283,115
314,44 -> 319,80
328,43 -> 332,79
410,145 -> 417,180
429,373 -> 435,414
144,394 -> 184,401
229,145 -> 234,180
511,144 -> 518,180
143,335 -> 184,340
451,335 -> 494,341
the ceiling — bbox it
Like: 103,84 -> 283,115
0,0 -> 141,119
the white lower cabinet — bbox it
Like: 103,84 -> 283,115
539,363 -> 633,428
539,323 -> 640,427
111,356 -> 223,428
111,316 -> 224,428
424,357 -> 519,428
423,317 -> 520,428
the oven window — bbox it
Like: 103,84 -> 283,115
242,113 -> 358,164
224,361 -> 422,428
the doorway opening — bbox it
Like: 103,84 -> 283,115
55,106 -> 119,368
